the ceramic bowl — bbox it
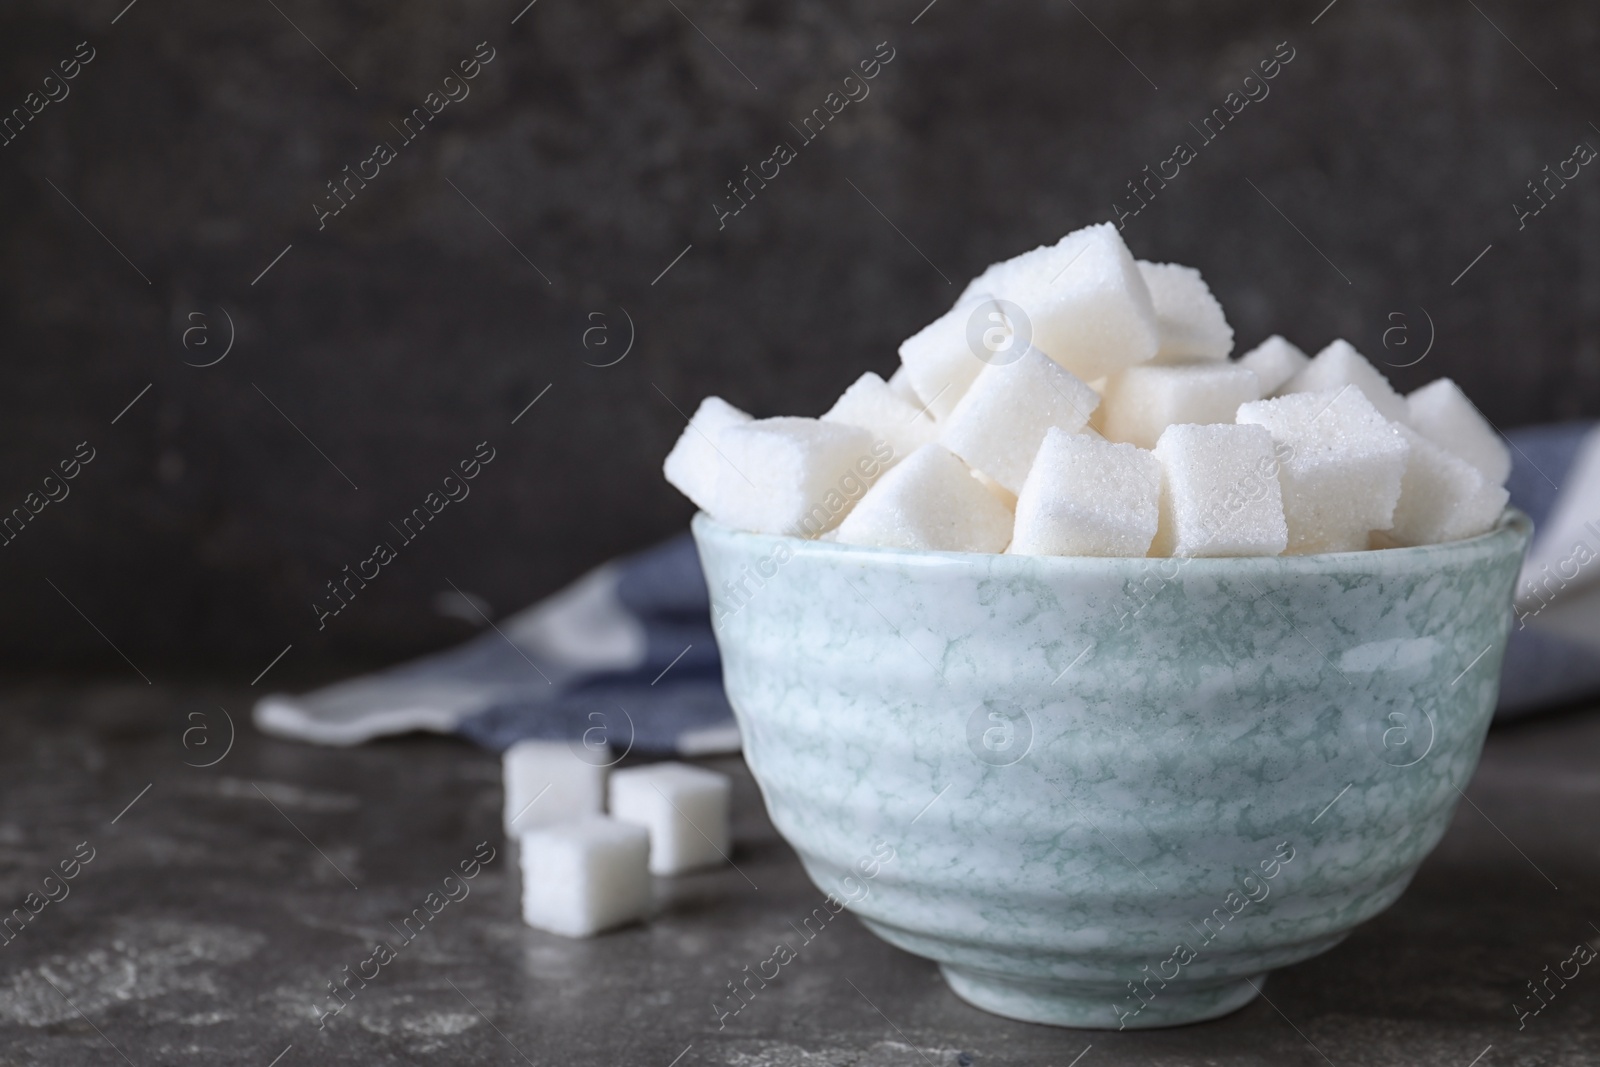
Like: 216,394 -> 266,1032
692,509 -> 1530,1029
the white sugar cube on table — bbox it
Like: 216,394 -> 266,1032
1281,340 -> 1410,424
897,293 -> 998,419
1152,423 -> 1288,557
503,739 -> 607,836
1236,335 -> 1309,396
1388,426 -> 1509,545
822,371 -> 936,463
835,443 -> 1014,553
938,346 -> 1101,493
711,417 -> 878,536
609,762 -> 731,875
1003,224 -> 1161,382
1138,261 -> 1233,363
519,817 -> 650,938
1098,364 -> 1260,450
1237,389 -> 1410,554
662,396 -> 751,515
1011,429 -> 1160,557
1406,378 -> 1512,485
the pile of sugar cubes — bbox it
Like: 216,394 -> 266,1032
504,740 -> 732,937
665,222 -> 1511,557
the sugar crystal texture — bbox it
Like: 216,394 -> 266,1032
1004,224 -> 1161,381
609,762 -> 731,875
1138,261 -> 1233,362
1405,378 -> 1512,485
1388,425 -> 1508,545
519,817 -> 650,938
822,371 -> 937,463
1237,335 -> 1309,396
897,293 -> 997,419
503,739 -> 607,836
958,242 -> 1054,304
1011,429 -> 1160,557
1151,423 -> 1288,557
712,417 -> 881,537
1281,340 -> 1409,424
834,444 -> 1014,553
1236,389 -> 1410,554
937,346 -> 1101,493
662,396 -> 752,515
1098,364 -> 1260,449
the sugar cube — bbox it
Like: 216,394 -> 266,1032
1388,425 -> 1509,545
886,364 -> 921,405
1138,261 -> 1234,362
503,739 -> 607,836
1236,389 -> 1410,554
662,225 -> 1501,558
1237,335 -> 1309,396
897,293 -> 999,419
1281,340 -> 1409,424
1405,378 -> 1512,485
972,466 -> 1019,511
1098,364 -> 1261,450
1151,423 -> 1288,557
937,346 -> 1101,493
1005,224 -> 1161,381
519,817 -> 650,938
712,417 -> 885,536
1011,429 -> 1160,557
835,443 -> 1014,553
662,396 -> 752,515
958,242 -> 1055,304
822,371 -> 937,463
609,762 -> 732,875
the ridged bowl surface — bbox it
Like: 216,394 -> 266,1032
692,511 -> 1530,1028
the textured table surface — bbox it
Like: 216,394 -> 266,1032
1,679 -> 1596,1066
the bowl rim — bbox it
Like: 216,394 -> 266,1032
691,507 -> 1532,578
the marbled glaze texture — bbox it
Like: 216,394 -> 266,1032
694,511 -> 1530,1029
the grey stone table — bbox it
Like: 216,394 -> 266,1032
2,678 -> 1597,1066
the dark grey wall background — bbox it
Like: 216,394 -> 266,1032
1,0 -> 1597,674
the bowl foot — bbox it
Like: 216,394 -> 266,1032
940,964 -> 1266,1030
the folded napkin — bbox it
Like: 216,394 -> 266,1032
253,422 -> 1600,750
254,535 -> 737,754
1497,422 -> 1600,715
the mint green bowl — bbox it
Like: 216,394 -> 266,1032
693,509 -> 1529,1029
